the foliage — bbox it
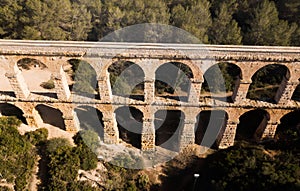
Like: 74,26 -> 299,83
243,0 -> 297,46
155,62 -> 193,95
171,0 -> 212,43
100,0 -> 170,41
69,59 -> 97,95
103,161 -> 148,191
45,138 -> 79,190
24,128 -> 48,145
202,62 -> 241,93
68,181 -> 102,191
44,136 -> 100,190
0,0 -> 300,45
45,137 -> 72,154
136,173 -> 150,190
247,64 -> 288,102
209,1 -> 242,44
204,142 -> 300,191
73,130 -> 99,152
0,117 -> 36,191
73,130 -> 99,170
108,61 -> 144,96
40,80 -> 55,89
0,0 -> 92,40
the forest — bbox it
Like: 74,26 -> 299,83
0,0 -> 299,46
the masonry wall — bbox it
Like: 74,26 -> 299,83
0,40 -> 300,151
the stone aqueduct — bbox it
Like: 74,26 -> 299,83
0,40 -> 300,151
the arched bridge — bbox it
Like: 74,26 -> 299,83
0,40 -> 300,151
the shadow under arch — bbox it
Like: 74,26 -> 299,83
291,79 -> 300,102
202,62 -> 242,103
246,64 -> 290,103
275,110 -> 300,142
0,103 -> 27,124
17,58 -> 47,70
195,110 -> 228,149
108,60 -> 145,101
154,110 -> 185,152
67,59 -> 99,99
74,106 -> 104,140
155,62 -> 193,102
115,106 -> 143,149
35,104 -> 65,130
236,109 -> 269,142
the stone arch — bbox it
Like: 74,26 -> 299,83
202,62 -> 242,102
195,110 -> 228,148
157,59 -> 203,80
0,103 -> 27,124
35,104 -> 65,130
246,64 -> 290,103
236,109 -> 270,142
155,62 -> 193,101
154,110 -> 185,151
115,106 -> 143,149
17,57 -> 57,98
275,110 -> 300,142
108,60 -> 145,101
74,105 -> 104,140
66,59 -> 99,99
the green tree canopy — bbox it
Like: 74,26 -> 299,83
243,0 -> 297,46
171,0 -> 212,43
209,1 -> 242,44
99,0 -> 170,40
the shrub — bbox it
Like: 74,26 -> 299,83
40,80 -> 55,89
136,174 -> 150,190
68,181 -> 102,191
24,128 -> 48,145
0,117 -> 36,191
73,130 -> 99,152
74,144 -> 98,171
49,151 -> 80,182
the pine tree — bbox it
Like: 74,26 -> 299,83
275,0 -> 300,46
291,28 -> 300,46
209,2 -> 242,44
244,0 -> 297,46
171,0 -> 212,43
99,0 -> 170,41
72,0 -> 102,41
0,0 -> 23,39
0,0 -> 92,40
275,0 -> 300,25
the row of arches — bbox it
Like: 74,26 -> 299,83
1,58 -> 299,104
1,103 -> 299,151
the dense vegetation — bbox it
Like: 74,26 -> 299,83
0,102 -> 299,191
0,0 -> 299,46
197,116 -> 299,190
165,124 -> 300,191
202,140 -> 300,191
0,117 -> 36,191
